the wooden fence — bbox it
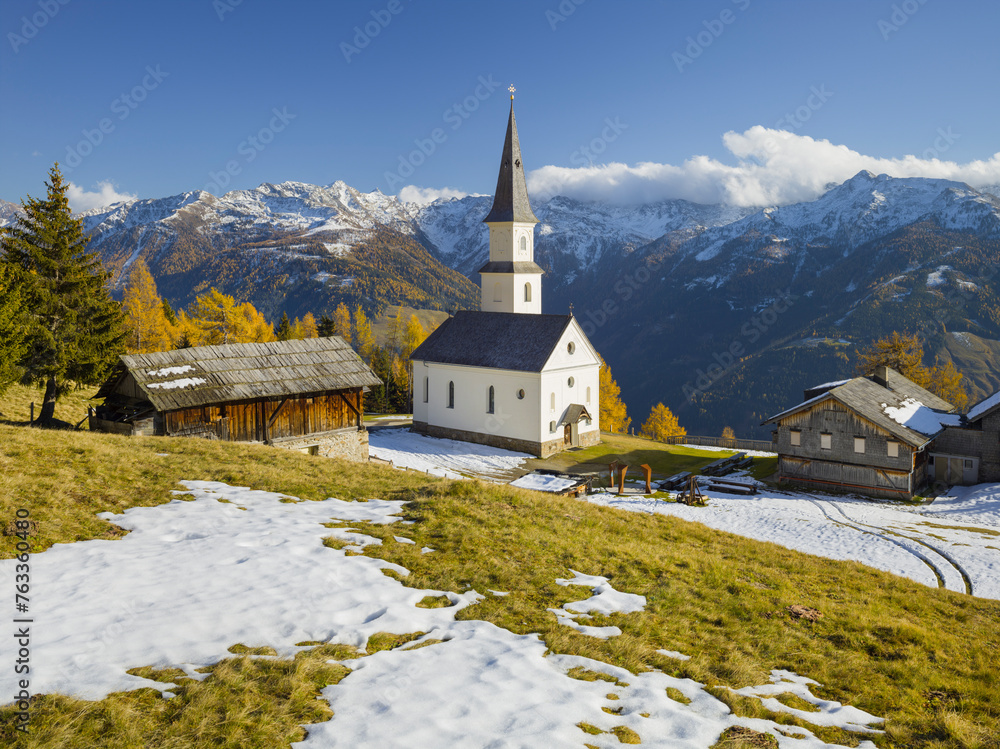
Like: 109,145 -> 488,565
606,430 -> 775,453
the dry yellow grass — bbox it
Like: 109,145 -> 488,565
1,397 -> 999,747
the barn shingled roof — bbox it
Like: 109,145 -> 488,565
763,368 -> 957,447
410,311 -> 573,372
95,337 -> 381,412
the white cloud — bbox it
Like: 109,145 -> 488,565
397,185 -> 484,205
67,181 -> 137,213
525,126 -> 1000,207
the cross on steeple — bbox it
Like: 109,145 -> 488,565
508,84 -> 516,100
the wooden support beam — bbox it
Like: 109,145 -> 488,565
264,396 -> 291,444
340,390 -> 362,428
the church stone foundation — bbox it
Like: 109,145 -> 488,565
271,427 -> 370,462
412,420 -> 599,458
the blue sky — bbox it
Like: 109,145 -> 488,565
2,0 -> 998,211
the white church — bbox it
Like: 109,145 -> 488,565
410,94 -> 601,457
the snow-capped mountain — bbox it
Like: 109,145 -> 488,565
418,194 -> 753,282
5,171 -> 1000,437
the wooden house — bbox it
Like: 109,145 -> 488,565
762,366 -> 959,499
927,389 -> 1000,485
90,338 -> 382,461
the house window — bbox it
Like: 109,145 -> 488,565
820,432 -> 832,450
586,386 -> 591,403
550,393 -> 556,412
524,282 -> 531,302
517,389 -> 525,400
493,282 -> 502,302
965,459 -> 974,469
854,437 -> 866,454
488,385 -> 495,414
568,377 -> 575,387
790,429 -> 801,446
887,440 -> 898,458
423,377 -> 428,403
448,381 -> 454,409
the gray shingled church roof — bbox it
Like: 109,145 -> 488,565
482,102 -> 539,224
410,311 -> 572,372
95,337 -> 381,412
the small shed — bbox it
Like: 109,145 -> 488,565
90,338 -> 382,461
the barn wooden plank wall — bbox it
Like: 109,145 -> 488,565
163,389 -> 364,442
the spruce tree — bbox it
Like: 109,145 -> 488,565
0,165 -> 126,424
276,312 -> 292,341
0,261 -> 27,395
317,315 -> 336,337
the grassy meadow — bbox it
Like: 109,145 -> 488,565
0,386 -> 998,748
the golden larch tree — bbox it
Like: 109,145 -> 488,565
353,305 -> 375,363
122,260 -> 175,353
640,403 -> 686,441
333,302 -> 352,343
599,357 -> 630,433
300,312 -> 319,339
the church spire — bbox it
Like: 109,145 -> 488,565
483,97 -> 539,224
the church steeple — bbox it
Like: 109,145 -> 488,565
483,99 -> 539,224
479,89 -> 543,315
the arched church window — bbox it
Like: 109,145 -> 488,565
524,283 -> 531,302
493,282 -> 502,302
423,377 -> 429,403
550,393 -> 556,412
448,381 -> 455,409
586,386 -> 591,403
519,235 -> 528,255
488,385 -> 495,414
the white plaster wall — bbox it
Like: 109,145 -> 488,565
540,364 -> 600,439
480,273 -> 542,314
544,320 -> 601,371
413,361 -> 544,443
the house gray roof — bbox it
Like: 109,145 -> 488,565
95,337 -> 381,412
478,261 -> 545,275
763,368 -> 957,447
968,390 -> 1000,422
482,102 -> 539,224
410,311 -> 572,372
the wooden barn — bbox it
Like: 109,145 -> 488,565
90,338 -> 382,461
762,366 -> 959,499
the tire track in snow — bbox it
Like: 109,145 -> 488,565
826,500 -> 974,596
802,496 -> 950,590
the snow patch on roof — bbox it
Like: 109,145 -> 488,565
147,365 -> 194,377
147,377 -> 207,390
882,398 -> 960,436
969,390 -> 1000,421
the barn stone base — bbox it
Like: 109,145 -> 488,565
412,421 -> 600,458
271,428 -> 369,462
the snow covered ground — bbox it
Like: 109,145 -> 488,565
0,481 -> 882,748
368,428 -> 530,480
586,482 -> 1000,599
